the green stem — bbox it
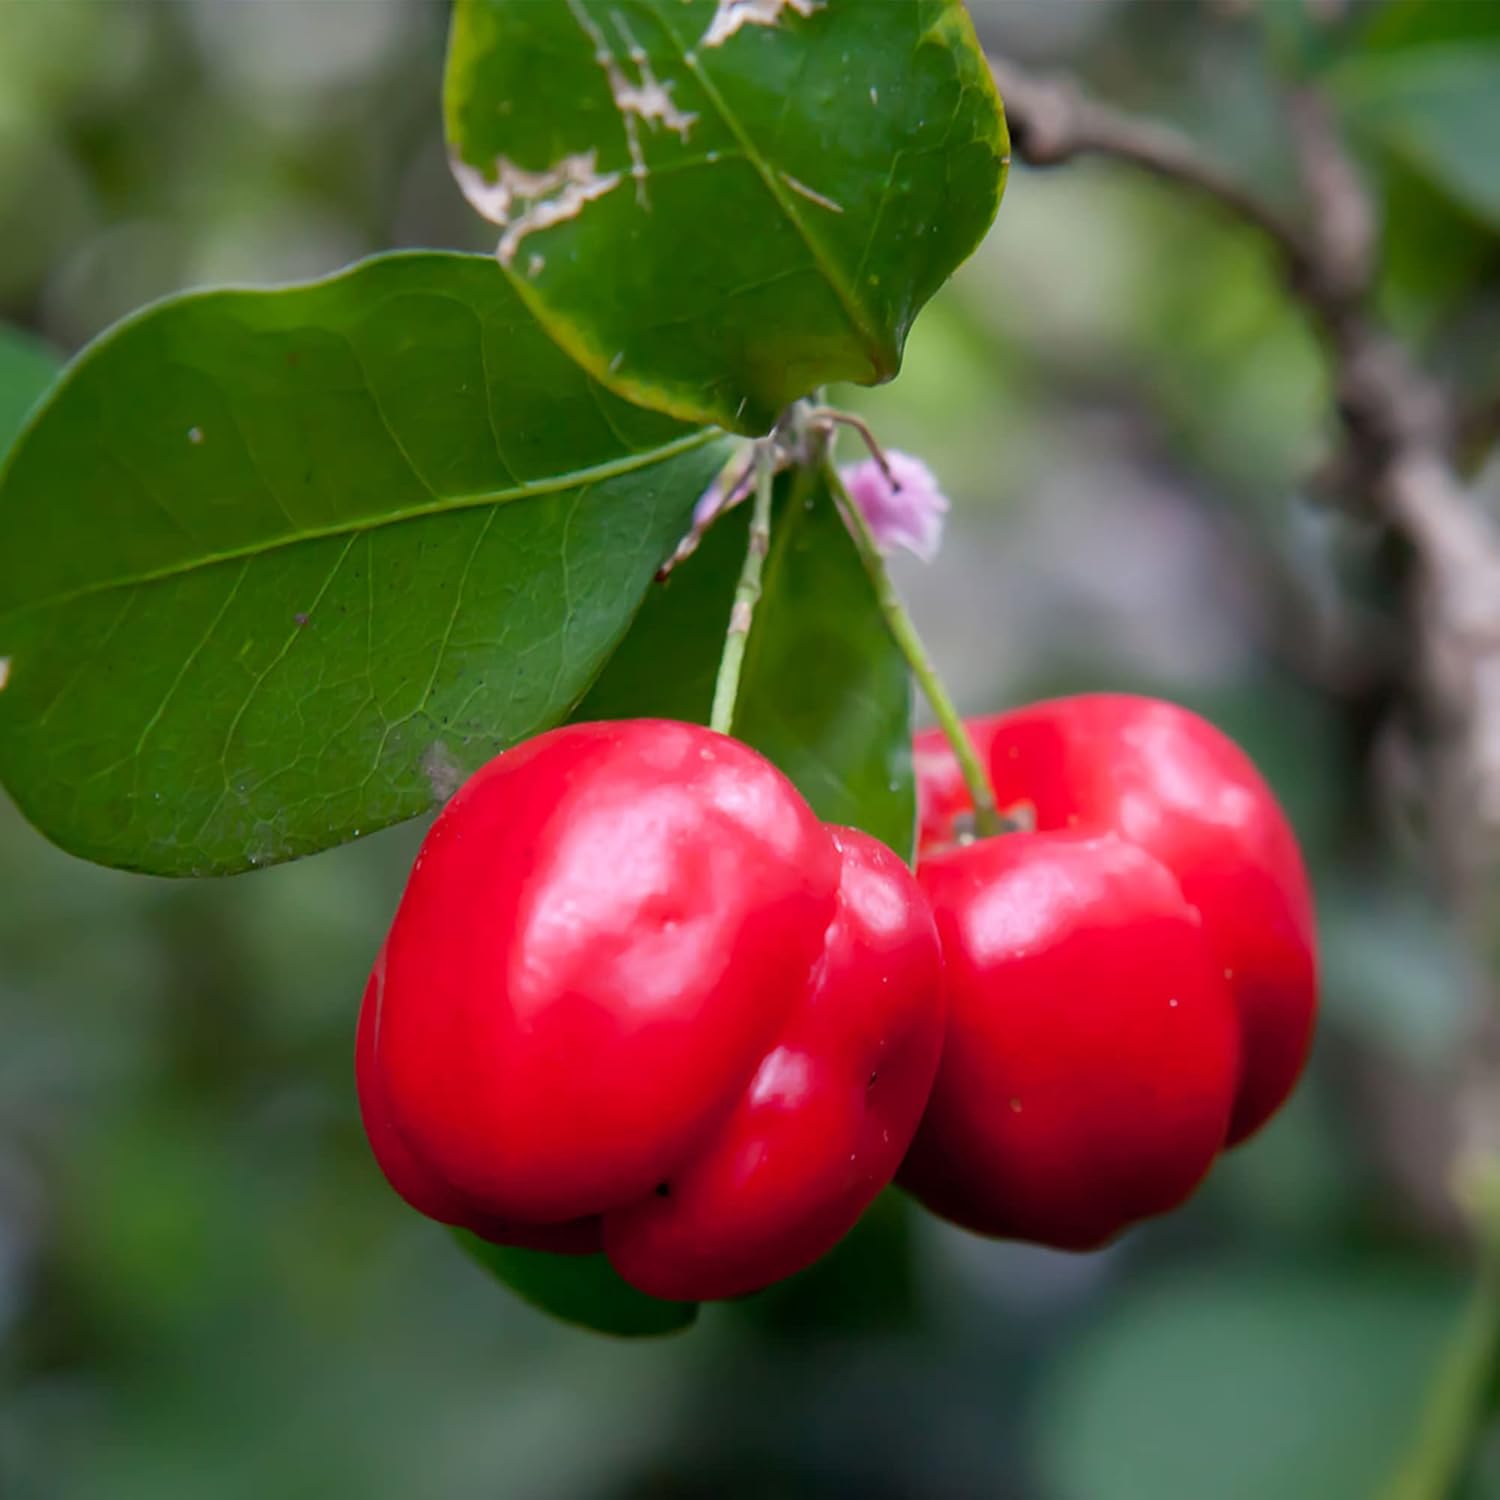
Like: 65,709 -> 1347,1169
1381,1218 -> 1500,1500
824,458 -> 1000,837
709,444 -> 774,736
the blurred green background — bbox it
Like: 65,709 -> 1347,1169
4,1 -> 1500,1496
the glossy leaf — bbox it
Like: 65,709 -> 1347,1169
444,0 -> 1008,433
456,1233 -> 698,1339
575,463 -> 916,857
0,252 -> 729,876
0,326 -> 60,455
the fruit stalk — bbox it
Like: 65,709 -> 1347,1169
824,458 -> 1000,838
709,444 -> 775,736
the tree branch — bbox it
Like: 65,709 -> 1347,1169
987,58 -> 1322,302
987,57 -> 1447,465
989,55 -> 1497,883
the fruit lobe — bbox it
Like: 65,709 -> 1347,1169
899,831 -> 1240,1250
606,826 -> 946,1299
915,694 -> 1316,1144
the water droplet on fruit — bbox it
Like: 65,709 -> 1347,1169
1009,1098 -> 1023,1113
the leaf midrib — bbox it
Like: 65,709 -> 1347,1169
1,426 -> 721,619
652,6 -> 892,380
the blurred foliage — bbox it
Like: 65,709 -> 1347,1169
1036,1263 -> 1464,1500
3,1 -> 1500,1496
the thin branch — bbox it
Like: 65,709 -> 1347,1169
987,56 -> 1440,451
708,444 -> 775,736
1285,87 -> 1376,306
986,58 -> 1319,296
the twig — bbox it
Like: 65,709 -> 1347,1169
804,406 -> 898,487
708,444 -> 775,736
987,56 -> 1440,464
986,57 -> 1317,295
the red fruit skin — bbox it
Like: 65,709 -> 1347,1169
357,720 -> 945,1300
899,832 -> 1240,1250
914,695 -> 1317,1144
357,956 -> 602,1254
604,827 -> 946,1301
362,720 -> 839,1232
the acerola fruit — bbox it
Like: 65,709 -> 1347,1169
357,719 -> 945,1302
899,832 -> 1240,1250
913,694 -> 1317,1145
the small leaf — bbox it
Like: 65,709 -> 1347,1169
0,326 -> 60,456
444,0 -> 1008,433
575,465 -> 915,856
0,252 -> 730,875
456,1232 -> 698,1339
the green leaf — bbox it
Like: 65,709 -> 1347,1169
1356,0 -> 1500,52
0,326 -> 60,456
444,0 -> 1008,434
1332,44 -> 1500,228
456,1232 -> 698,1339
0,252 -> 730,876
575,464 -> 916,857
1034,1262 -> 1463,1500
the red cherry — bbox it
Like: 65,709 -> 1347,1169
914,695 -> 1317,1144
899,832 -> 1240,1250
605,827 -> 945,1300
357,720 -> 944,1301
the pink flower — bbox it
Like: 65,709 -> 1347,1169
839,450 -> 950,562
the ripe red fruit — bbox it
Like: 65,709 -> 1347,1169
357,719 -> 945,1302
898,832 -> 1240,1250
913,694 -> 1317,1145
